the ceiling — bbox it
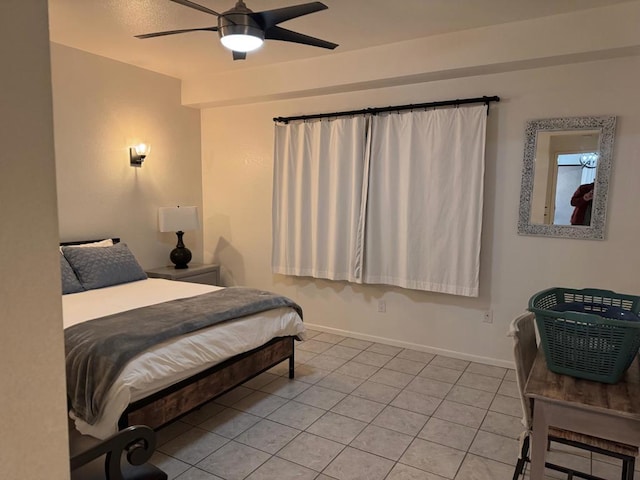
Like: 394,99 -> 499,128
48,0 -> 631,82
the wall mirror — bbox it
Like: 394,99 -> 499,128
517,115 -> 616,240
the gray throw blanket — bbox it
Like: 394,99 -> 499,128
65,287 -> 303,424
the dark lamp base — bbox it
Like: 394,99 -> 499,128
170,247 -> 192,269
170,231 -> 192,269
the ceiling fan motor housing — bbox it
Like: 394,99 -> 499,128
218,13 -> 265,42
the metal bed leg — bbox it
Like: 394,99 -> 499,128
288,346 -> 295,379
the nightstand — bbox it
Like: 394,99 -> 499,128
145,263 -> 220,286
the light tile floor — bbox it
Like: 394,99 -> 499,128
149,330 -> 640,480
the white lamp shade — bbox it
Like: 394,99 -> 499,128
158,206 -> 199,232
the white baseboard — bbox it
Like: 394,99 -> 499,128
304,322 -> 515,370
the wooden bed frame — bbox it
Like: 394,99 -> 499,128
61,238 -> 297,432
121,336 -> 294,429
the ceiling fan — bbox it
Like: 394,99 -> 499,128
135,0 -> 338,61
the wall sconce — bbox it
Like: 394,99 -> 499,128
130,143 -> 150,167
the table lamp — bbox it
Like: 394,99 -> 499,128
158,206 -> 199,269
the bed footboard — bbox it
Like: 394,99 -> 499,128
120,336 -> 295,430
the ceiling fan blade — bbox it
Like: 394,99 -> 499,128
264,26 -> 337,50
135,26 -> 218,39
169,0 -> 221,16
232,51 -> 247,61
254,2 -> 328,29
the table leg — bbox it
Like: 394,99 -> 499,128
530,400 -> 548,480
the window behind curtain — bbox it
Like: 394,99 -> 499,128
272,105 -> 487,297
272,116 -> 370,281
362,106 -> 487,296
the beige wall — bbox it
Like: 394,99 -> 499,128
50,43 -> 203,268
184,1 -> 640,108
201,55 -> 640,366
0,1 -> 70,479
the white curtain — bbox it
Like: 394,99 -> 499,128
361,106 -> 487,296
272,105 -> 487,297
272,117 -> 370,281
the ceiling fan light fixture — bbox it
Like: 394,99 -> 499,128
136,1 -> 337,60
220,32 -> 263,52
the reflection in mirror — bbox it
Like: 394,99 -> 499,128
518,116 -> 616,240
530,130 -> 599,226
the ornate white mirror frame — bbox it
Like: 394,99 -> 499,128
517,115 -> 616,240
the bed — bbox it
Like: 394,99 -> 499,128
60,239 -> 305,439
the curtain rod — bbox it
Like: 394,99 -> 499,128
273,95 -> 500,124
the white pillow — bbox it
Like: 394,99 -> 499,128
59,239 -> 113,252
68,239 -> 114,248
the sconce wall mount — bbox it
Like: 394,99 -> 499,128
130,143 -> 150,167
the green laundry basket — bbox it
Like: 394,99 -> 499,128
528,287 -> 640,384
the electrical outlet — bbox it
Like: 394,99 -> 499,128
378,300 -> 386,313
483,310 -> 493,323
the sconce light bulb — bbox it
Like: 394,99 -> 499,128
135,143 -> 150,156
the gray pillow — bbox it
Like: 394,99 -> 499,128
62,242 -> 147,290
60,253 -> 84,294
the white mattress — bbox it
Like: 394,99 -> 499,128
63,278 -> 305,439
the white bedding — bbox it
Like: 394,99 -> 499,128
63,278 -> 305,439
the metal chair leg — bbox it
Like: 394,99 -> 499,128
513,435 -> 530,480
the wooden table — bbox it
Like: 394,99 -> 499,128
524,350 -> 640,480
